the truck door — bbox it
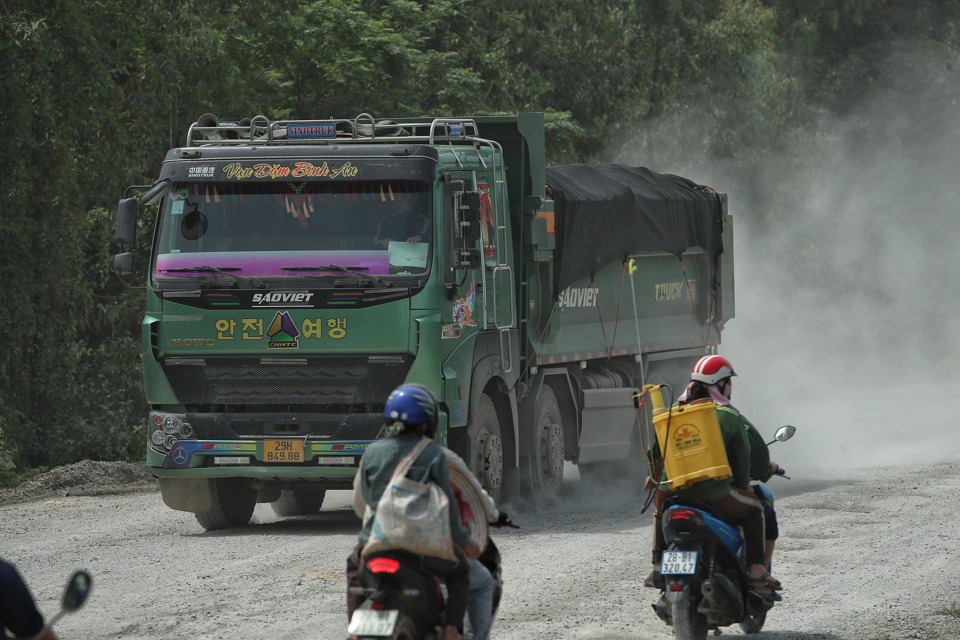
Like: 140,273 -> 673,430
442,174 -> 514,373
478,182 -> 514,330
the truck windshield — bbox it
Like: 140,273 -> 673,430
153,180 -> 432,281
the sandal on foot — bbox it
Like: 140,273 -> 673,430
749,571 -> 782,590
748,588 -> 781,603
747,584 -> 777,601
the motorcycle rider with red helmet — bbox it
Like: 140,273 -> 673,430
645,355 -> 781,597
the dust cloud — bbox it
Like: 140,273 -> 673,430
724,43 -> 960,473
621,40 -> 960,474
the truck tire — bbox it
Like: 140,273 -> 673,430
468,393 -> 504,504
270,489 -> 326,517
523,386 -> 564,506
195,478 -> 257,531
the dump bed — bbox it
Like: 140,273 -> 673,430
545,164 -> 724,295
528,164 -> 731,365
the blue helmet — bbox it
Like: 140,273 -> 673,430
384,383 -> 438,431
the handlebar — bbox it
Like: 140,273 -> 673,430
493,512 -> 519,529
773,467 -> 790,480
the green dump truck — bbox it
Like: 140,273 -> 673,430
114,112 -> 733,530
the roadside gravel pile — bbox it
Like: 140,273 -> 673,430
0,460 -> 157,507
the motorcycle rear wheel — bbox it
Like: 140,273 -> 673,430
672,589 -> 709,640
738,605 -> 767,634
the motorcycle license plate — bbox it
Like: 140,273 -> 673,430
263,439 -> 304,463
661,550 -> 698,574
347,609 -> 399,636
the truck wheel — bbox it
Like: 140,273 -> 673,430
523,386 -> 564,506
468,393 -> 504,503
270,489 -> 326,517
195,478 -> 257,531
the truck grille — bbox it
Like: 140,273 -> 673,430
204,364 -> 368,377
161,355 -> 410,406
210,381 -> 359,396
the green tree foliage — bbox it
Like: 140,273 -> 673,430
1,0 -> 959,474
0,2 -> 147,470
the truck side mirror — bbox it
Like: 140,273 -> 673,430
454,248 -> 481,269
455,191 -> 482,241
115,198 -> 138,246
112,252 -> 133,275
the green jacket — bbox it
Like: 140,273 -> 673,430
659,403 -> 752,501
743,414 -> 775,482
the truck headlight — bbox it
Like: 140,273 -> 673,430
149,412 -> 195,452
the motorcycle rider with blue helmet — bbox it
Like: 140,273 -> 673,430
347,383 -> 480,640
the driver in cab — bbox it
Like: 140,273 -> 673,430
373,198 -> 427,246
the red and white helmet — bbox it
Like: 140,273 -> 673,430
691,355 -> 736,385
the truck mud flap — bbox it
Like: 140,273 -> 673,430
577,387 -> 638,464
159,477 -> 212,513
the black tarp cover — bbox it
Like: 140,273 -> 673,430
544,164 -> 724,296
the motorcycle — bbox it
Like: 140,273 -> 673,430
652,425 -> 796,640
348,538 -> 503,640
4,570 -> 92,639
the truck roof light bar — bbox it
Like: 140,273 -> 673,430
185,113 -> 481,149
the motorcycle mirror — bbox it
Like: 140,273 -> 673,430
62,570 -> 92,613
48,570 -> 92,627
773,425 -> 796,443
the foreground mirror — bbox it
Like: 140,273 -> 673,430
62,570 -> 92,613
774,425 -> 797,442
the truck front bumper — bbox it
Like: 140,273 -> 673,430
147,438 -> 370,481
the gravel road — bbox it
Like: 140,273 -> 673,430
2,379 -> 959,640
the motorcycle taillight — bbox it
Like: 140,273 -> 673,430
367,557 -> 401,574
666,508 -> 704,525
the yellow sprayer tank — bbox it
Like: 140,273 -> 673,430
645,385 -> 732,490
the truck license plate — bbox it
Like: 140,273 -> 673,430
347,609 -> 398,636
661,550 -> 698,574
263,439 -> 304,463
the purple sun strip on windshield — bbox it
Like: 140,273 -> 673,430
155,251 -> 390,277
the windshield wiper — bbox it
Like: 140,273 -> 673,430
159,266 -> 266,289
282,264 -> 394,288
282,264 -> 369,273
